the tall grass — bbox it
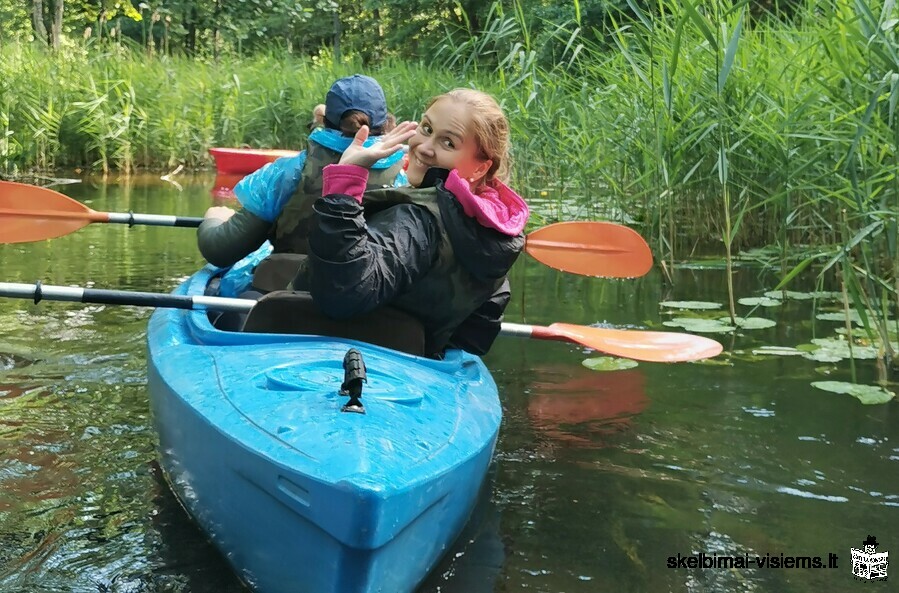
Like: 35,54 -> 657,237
0,43 -> 465,175
432,0 -> 897,374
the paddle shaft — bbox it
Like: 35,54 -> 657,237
0,282 -> 555,340
0,208 -> 204,227
0,282 -> 253,312
0,283 -> 577,332
95,211 -> 204,227
500,322 -> 568,342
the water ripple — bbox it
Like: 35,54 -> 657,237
775,486 -> 848,503
0,352 -> 33,371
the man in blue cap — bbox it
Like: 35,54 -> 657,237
198,74 -> 405,301
324,74 -> 389,131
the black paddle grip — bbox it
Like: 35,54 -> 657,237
173,216 -> 205,228
82,289 -> 196,309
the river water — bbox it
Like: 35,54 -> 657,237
0,175 -> 896,592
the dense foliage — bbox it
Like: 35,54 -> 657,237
3,1 -> 807,57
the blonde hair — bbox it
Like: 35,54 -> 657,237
428,88 -> 511,183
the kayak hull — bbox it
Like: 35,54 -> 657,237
146,268 -> 502,593
209,147 -> 300,175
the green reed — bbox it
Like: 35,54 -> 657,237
440,0 -> 896,372
0,43 -> 461,174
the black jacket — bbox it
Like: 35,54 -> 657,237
305,170 -> 523,355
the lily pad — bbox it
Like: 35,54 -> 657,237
582,357 -> 639,372
801,351 -> 844,363
816,311 -> 863,324
810,337 -> 878,360
811,381 -> 896,405
833,328 -> 899,348
751,346 -> 802,356
659,301 -> 723,311
693,357 -> 734,366
818,310 -> 893,325
736,246 -> 780,261
762,290 -> 796,300
796,337 -> 880,362
835,325 -> 898,342
719,316 -> 776,330
738,297 -> 782,307
663,318 -> 736,333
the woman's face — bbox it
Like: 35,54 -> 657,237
406,99 -> 492,188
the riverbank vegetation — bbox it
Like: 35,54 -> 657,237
2,0 -> 896,375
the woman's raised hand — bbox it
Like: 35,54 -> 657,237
339,121 -> 418,169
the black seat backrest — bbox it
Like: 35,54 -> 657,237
242,290 -> 426,357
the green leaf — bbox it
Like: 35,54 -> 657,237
817,311 -> 863,323
681,0 -> 718,52
625,0 -> 652,31
795,337 -> 880,362
821,220 -> 884,274
751,346 -> 802,356
811,381 -> 895,405
772,255 -> 825,290
801,351 -> 843,363
663,318 -> 736,333
718,7 -> 744,92
721,317 -> 776,329
582,357 -> 639,372
659,301 -> 723,310
669,14 -> 685,82
737,297 -> 782,307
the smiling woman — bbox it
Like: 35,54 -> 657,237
405,88 -> 511,190
292,88 -> 530,358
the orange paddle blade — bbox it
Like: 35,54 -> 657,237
525,221 -> 653,278
0,181 -> 106,243
536,323 -> 723,362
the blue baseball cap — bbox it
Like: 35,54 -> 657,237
325,75 -> 388,129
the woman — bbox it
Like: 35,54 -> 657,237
197,74 -> 405,295
296,89 -> 529,357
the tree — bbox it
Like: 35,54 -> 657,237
31,0 -> 49,45
51,0 -> 64,48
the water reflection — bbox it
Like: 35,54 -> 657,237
144,461 -> 246,592
418,472 -> 505,593
211,173 -> 243,202
0,352 -> 32,372
528,366 -> 647,448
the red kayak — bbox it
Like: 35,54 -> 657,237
209,147 -> 300,175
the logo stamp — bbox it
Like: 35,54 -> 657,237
851,535 -> 889,581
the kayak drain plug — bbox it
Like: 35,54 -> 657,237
340,348 -> 366,414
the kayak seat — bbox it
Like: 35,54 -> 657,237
241,290 -> 426,357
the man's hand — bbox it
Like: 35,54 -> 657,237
204,206 -> 236,222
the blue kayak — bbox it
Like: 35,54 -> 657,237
146,267 -> 502,593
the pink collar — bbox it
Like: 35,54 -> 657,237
443,169 -> 529,236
